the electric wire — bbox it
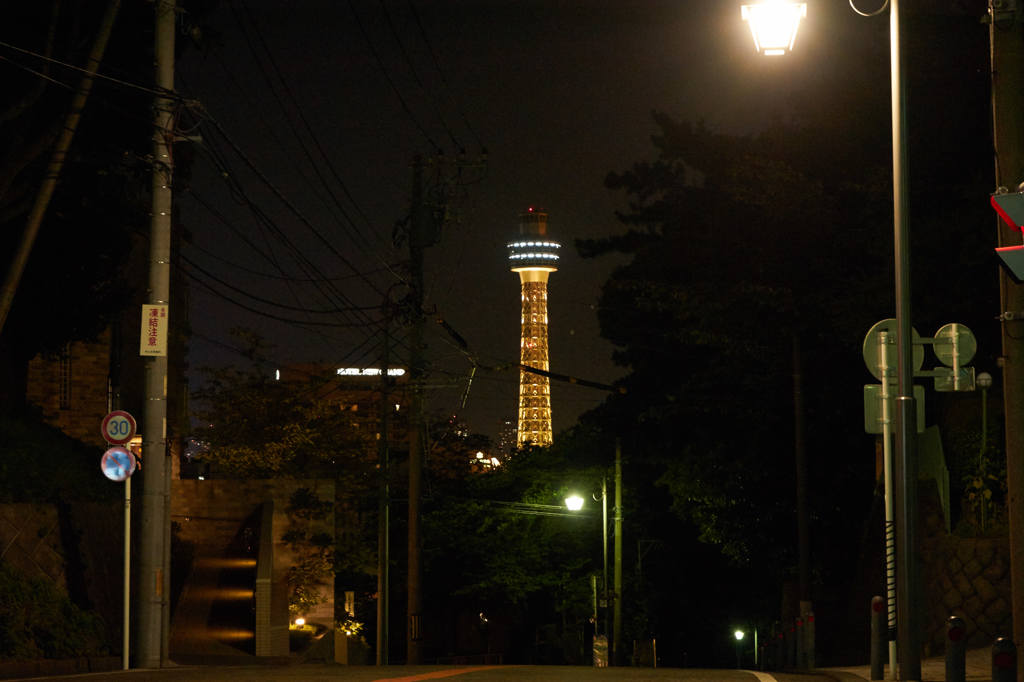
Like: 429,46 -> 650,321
186,231 -> 396,283
181,252 -> 379,315
183,122 -> 417,364
0,54 -> 74,92
186,143 -> 401,364
196,112 -> 390,302
229,0 -> 401,274
0,38 -> 187,101
186,130 -> 418,366
403,0 -> 485,152
375,0 -> 461,151
189,123 -> 378,324
185,267 -> 381,328
346,0 -> 440,153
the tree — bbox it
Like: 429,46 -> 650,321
579,113 -> 884,568
191,331 -> 376,484
421,444 -> 601,663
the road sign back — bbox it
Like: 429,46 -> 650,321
862,318 -> 924,381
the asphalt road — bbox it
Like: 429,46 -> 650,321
12,663 -> 845,682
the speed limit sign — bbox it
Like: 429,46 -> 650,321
101,410 -> 137,445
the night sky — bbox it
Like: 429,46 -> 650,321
177,0 -> 899,439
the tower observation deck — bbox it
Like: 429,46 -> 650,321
508,208 -> 560,447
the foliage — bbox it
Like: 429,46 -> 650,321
581,83 -> 996,575
423,445 -> 600,624
0,412 -> 117,503
283,487 -> 334,618
962,439 -> 1007,534
0,562 -> 107,660
191,330 -> 376,482
580,113 -> 884,569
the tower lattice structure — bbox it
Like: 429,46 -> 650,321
508,208 -> 560,447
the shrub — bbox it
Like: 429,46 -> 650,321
0,563 -> 108,659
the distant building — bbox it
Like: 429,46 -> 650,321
508,208 -> 560,447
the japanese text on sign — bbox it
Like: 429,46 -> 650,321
140,304 -> 168,357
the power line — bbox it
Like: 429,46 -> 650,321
181,253 -> 379,315
376,0 -> 461,151
185,268 -> 381,328
196,111 -> 392,301
346,0 -> 440,153
0,38 -> 187,101
403,0 -> 485,153
229,0 -> 401,274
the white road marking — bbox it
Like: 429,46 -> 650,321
746,672 -> 779,682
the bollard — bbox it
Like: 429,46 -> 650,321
945,616 -> 966,682
775,628 -> 784,671
994,637 -> 1017,682
785,621 -> 795,668
870,596 -> 885,680
805,611 -> 815,669
795,617 -> 804,669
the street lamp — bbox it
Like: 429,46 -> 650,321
978,371 -> 993,456
742,0 -> 918,677
567,483 -> 609,641
741,1 -> 806,56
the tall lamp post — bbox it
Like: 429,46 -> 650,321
566,448 -> 623,669
741,2 -> 919,678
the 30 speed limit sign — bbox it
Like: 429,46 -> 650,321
101,410 -> 137,445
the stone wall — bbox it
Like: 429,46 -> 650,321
0,504 -> 66,589
26,332 -> 111,447
923,533 -> 1012,653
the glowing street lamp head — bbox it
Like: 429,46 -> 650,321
565,494 -> 585,511
741,1 -> 807,56
734,629 -> 745,641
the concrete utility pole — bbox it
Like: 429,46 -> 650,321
793,334 -> 813,668
377,297 -> 392,666
0,0 -> 121,336
612,441 -> 623,666
406,155 -> 426,665
137,0 -> 175,668
989,7 -> 1024,680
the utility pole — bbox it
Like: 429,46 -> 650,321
613,441 -> 623,667
990,6 -> 1024,680
0,0 -> 121,336
377,296 -> 392,666
793,334 -> 813,668
406,156 -> 426,665
137,0 -> 175,668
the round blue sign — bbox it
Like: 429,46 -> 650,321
101,446 -> 136,482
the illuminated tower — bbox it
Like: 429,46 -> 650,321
508,208 -> 560,447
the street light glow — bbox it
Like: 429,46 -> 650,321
734,629 -> 745,641
565,494 -> 584,511
741,1 -> 807,56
